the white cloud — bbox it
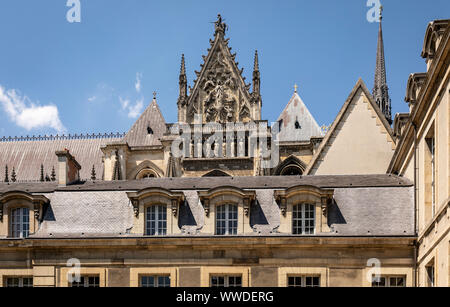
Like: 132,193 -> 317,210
0,85 -> 66,132
135,72 -> 142,93
87,96 -> 97,102
119,96 -> 143,119
128,98 -> 144,118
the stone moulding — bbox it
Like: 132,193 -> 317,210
274,185 -> 334,217
198,186 -> 256,217
126,188 -> 185,218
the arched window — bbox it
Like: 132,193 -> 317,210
145,205 -> 167,236
10,208 -> 30,238
137,169 -> 158,180
216,204 -> 238,236
292,204 -> 315,235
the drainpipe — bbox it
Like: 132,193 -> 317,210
412,122 -> 418,287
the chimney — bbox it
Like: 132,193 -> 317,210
55,149 -> 81,186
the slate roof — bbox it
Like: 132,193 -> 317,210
0,175 -> 414,238
122,98 -> 167,147
276,92 -> 323,142
0,134 -> 123,182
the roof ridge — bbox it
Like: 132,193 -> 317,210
0,132 -> 126,143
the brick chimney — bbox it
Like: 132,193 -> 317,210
55,149 -> 81,186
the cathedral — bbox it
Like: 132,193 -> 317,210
0,14 -> 448,288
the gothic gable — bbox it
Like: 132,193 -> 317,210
178,15 -> 260,124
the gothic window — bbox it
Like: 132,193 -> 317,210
145,205 -> 167,236
140,276 -> 171,288
292,204 -> 315,235
280,165 -> 303,176
288,276 -> 320,288
5,277 -> 33,288
295,119 -> 301,129
10,208 -> 30,238
69,276 -> 100,287
211,275 -> 242,287
137,169 -> 158,179
216,204 -> 238,235
147,126 -> 154,135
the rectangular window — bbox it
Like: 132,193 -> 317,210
69,276 -> 100,288
288,276 -> 320,287
292,204 -> 315,235
145,205 -> 167,236
426,137 -> 436,217
211,275 -> 242,287
216,204 -> 238,236
426,264 -> 435,287
371,275 -> 406,287
10,208 -> 30,238
5,277 -> 33,288
140,275 -> 170,288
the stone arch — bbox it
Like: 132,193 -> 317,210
127,160 -> 164,180
273,155 -> 306,176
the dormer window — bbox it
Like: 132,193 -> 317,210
147,126 -> 153,135
295,119 -> 301,129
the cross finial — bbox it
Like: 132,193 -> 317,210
294,83 -> 298,93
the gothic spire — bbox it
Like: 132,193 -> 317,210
252,50 -> 261,97
177,54 -> 187,106
372,6 -> 392,125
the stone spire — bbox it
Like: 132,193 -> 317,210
177,54 -> 187,106
252,50 -> 261,97
372,6 -> 392,125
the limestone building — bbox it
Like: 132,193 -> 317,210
0,15 -> 448,287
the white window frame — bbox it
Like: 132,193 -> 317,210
145,205 -> 167,236
10,207 -> 30,238
69,275 -> 100,288
287,275 -> 320,288
215,204 -> 238,236
140,275 -> 171,288
5,277 -> 33,288
371,275 -> 406,287
292,203 -> 315,235
210,275 -> 242,287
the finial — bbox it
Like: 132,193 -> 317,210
51,166 -> 56,181
11,167 -> 16,182
214,14 -> 227,35
253,50 -> 259,71
180,54 -> 186,75
153,91 -> 157,100
294,83 -> 298,93
91,165 -> 96,181
379,5 -> 383,22
40,164 -> 44,182
4,165 -> 9,183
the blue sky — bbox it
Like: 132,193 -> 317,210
0,0 -> 449,137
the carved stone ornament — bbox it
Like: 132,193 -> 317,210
171,200 -> 178,217
131,199 -> 139,217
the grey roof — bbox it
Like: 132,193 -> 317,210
122,98 -> 167,147
0,174 -> 412,194
0,175 -> 414,238
34,191 -> 133,238
0,134 -> 123,182
276,92 -> 323,142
